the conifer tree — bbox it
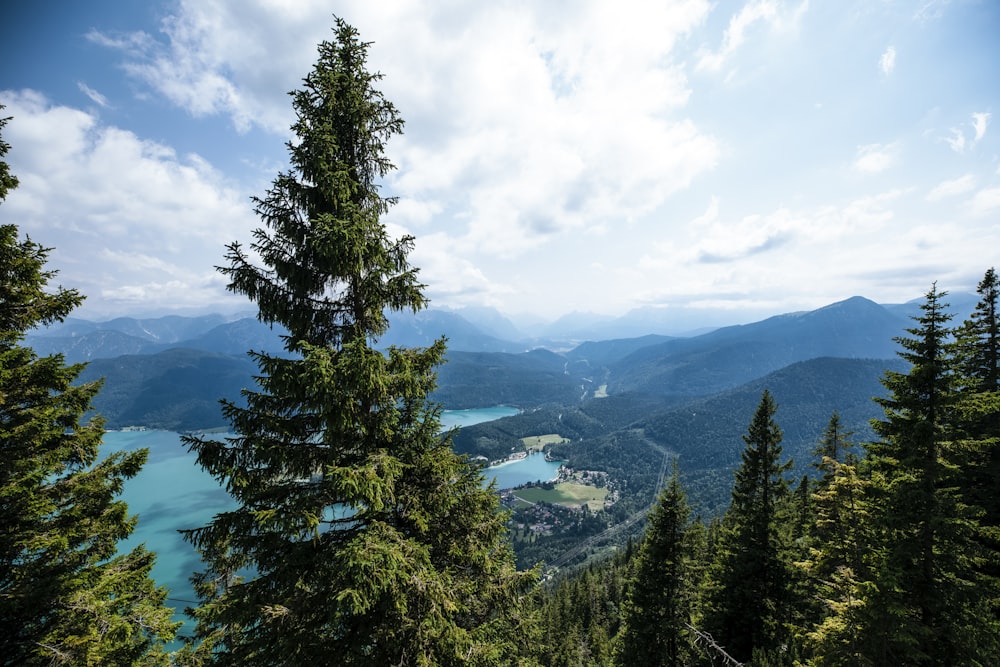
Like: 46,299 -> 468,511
956,268 -> 1000,397
954,268 -> 1000,522
797,413 -> 871,665
616,462 -> 696,666
862,284 -> 986,664
181,20 -> 533,665
0,110 -> 178,665
801,414 -> 863,588
953,267 -> 1000,637
701,390 -> 792,664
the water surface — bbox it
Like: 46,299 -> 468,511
102,405 -> 530,631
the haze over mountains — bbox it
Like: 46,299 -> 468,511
30,292 -> 975,364
27,291 -> 983,523
24,292 -> 975,435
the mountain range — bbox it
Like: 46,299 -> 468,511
34,292 -> 979,366
27,292 -> 987,556
23,293 -> 974,435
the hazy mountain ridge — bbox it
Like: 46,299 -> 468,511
32,293 -> 941,366
26,309 -> 526,363
58,294 -> 932,434
44,294 -> 961,565
78,348 -> 258,432
605,296 -> 908,398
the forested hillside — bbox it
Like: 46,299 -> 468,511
79,349 -> 257,432
53,292 -> 913,432
526,277 -> 1000,666
605,296 -> 906,397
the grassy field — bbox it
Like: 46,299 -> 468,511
520,434 -> 570,452
513,482 -> 608,511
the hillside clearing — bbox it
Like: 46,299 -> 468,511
513,482 -> 609,511
520,434 -> 570,452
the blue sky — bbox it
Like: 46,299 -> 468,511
1,1 -> 998,326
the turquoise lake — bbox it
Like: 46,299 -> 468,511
101,405 -> 560,631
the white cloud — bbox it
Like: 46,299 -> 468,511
0,90 -> 255,315
692,196 -> 721,227
969,186 -> 1000,216
693,208 -> 798,263
695,0 -> 807,73
946,112 -> 991,153
90,0 -> 721,266
972,112 -> 990,143
19,0 -> 994,321
946,127 -> 966,153
914,0 -> 954,22
926,174 -> 976,201
879,46 -> 896,75
77,82 -> 110,108
85,28 -> 156,53
854,143 -> 895,173
90,1 -> 321,133
409,231 -> 512,308
697,0 -> 778,72
632,189 -> 925,313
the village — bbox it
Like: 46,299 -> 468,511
499,465 -> 620,539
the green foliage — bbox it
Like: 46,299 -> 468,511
701,390 -> 794,664
0,115 -> 178,664
952,268 -> 1000,650
180,20 -> 534,665
954,269 -> 1000,521
955,268 -> 1000,396
616,463 -> 701,666
532,553 -> 628,666
0,112 -> 17,202
795,413 -> 872,665
525,280 -> 1000,665
78,349 -> 257,431
433,349 -> 582,409
860,284 -> 990,664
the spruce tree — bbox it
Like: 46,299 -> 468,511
953,267 -> 1000,641
181,20 -> 533,665
954,268 -> 1000,520
0,111 -> 178,665
862,284 -> 985,664
701,390 -> 792,664
956,268 -> 1000,397
803,414 -> 865,587
616,462 -> 696,666
797,413 -> 871,665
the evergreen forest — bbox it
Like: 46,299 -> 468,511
2,18 -> 999,666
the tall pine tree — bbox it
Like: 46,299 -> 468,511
956,268 -> 1000,396
797,413 -> 871,666
862,283 -> 986,664
954,268 -> 1000,521
953,267 -> 1000,639
701,390 -> 792,664
616,462 -> 697,666
0,110 -> 178,665
180,20 -> 533,666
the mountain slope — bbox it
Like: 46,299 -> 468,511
78,348 -> 257,431
565,334 -> 675,368
638,355 -> 908,513
607,296 -> 905,398
433,348 -> 580,409
29,309 -> 525,363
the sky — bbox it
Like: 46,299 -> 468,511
1,0 -> 998,328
